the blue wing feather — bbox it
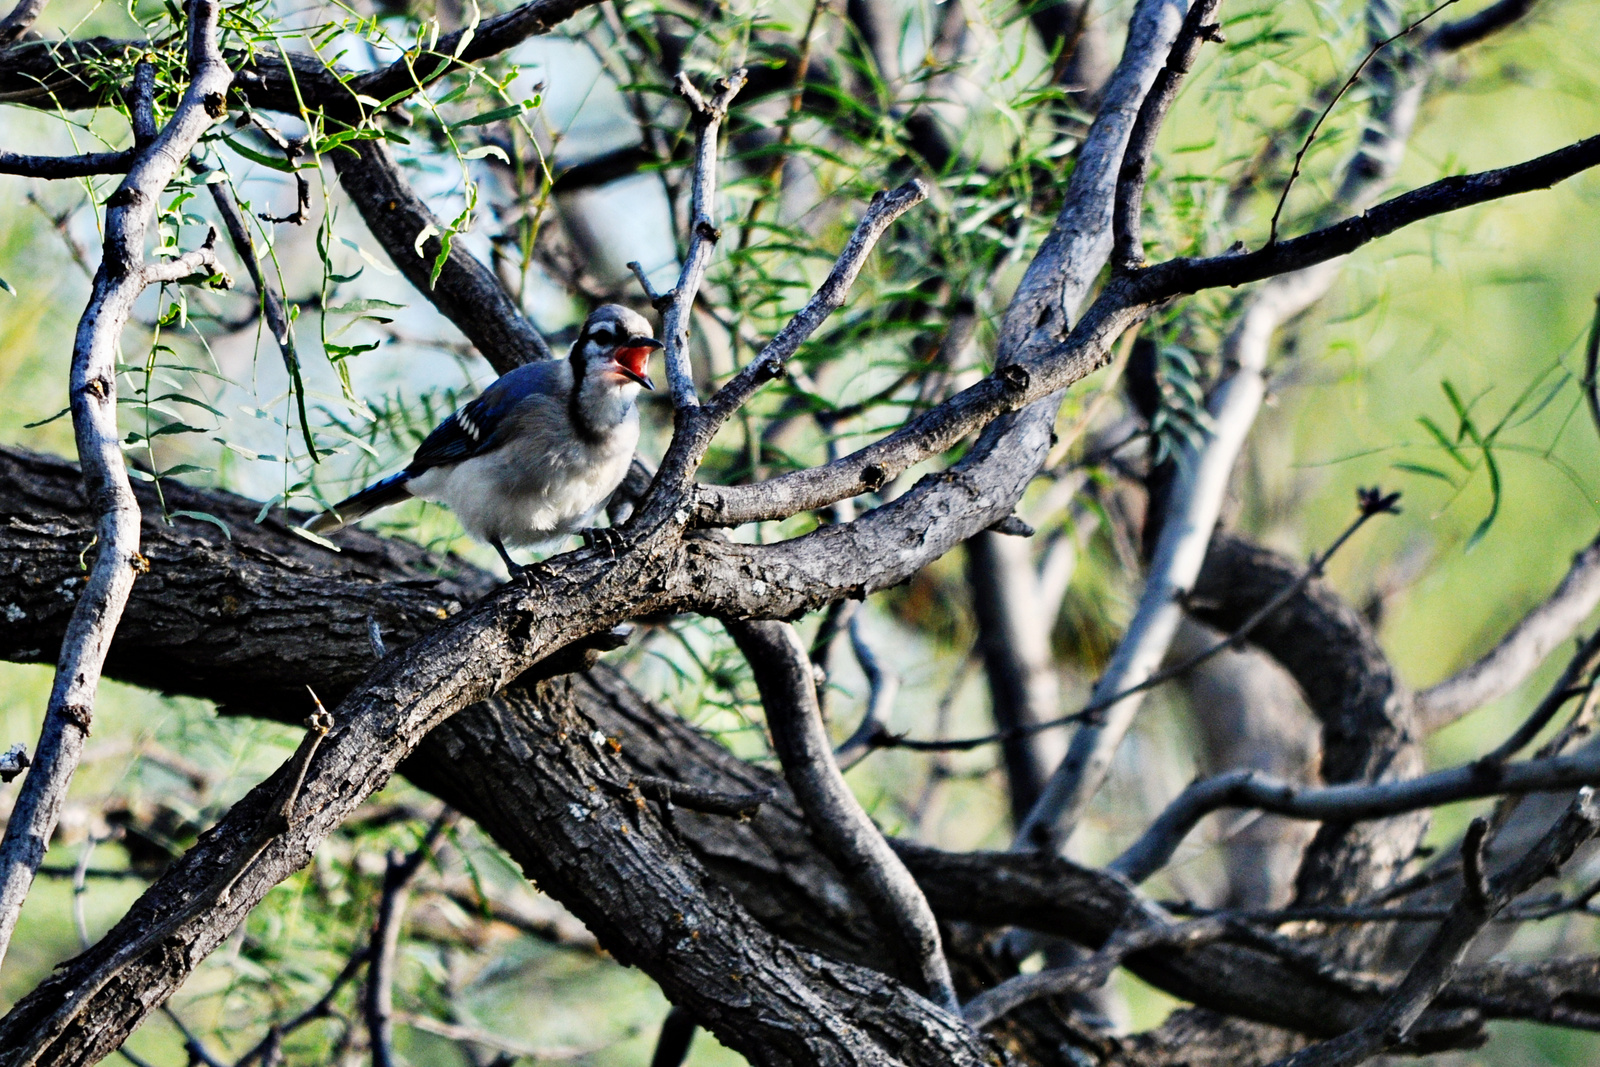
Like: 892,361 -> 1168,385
406,361 -> 565,474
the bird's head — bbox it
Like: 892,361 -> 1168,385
573,304 -> 661,394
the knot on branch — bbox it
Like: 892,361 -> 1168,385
859,463 -> 887,491
60,703 -> 93,733
988,514 -> 1034,537
997,363 -> 1030,396
675,68 -> 748,124
0,744 -> 30,783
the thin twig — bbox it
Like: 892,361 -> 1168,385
367,812 -> 454,1067
658,69 -> 747,410
1266,0 -> 1462,245
875,494 -> 1394,756
1111,0 -> 1223,270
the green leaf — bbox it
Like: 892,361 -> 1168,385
159,463 -> 214,478
325,298 -> 407,315
446,102 -> 526,130
220,134 -> 297,173
290,525 -> 342,551
170,509 -> 232,539
24,406 -> 71,429
1391,462 -> 1459,487
1416,416 -> 1472,470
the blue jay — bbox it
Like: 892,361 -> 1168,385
303,304 -> 661,574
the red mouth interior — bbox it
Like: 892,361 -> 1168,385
615,345 -> 654,379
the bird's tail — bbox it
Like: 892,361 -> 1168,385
303,472 -> 413,535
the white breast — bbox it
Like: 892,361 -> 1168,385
407,398 -> 639,547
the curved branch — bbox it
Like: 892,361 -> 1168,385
727,619 -> 959,1013
1416,532 -> 1600,731
1112,746 -> 1600,885
0,0 -> 231,973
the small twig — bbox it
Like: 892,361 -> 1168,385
1263,791 -> 1600,1067
628,775 -> 774,819
233,943 -> 374,1067
70,830 -> 112,949
161,1005 -> 228,1067
963,915 -> 1234,1027
0,743 -> 28,782
1475,629 -> 1600,766
367,810 -> 453,1067
649,1005 -> 697,1067
625,260 -> 668,309
657,69 -> 747,410
0,0 -> 48,47
702,180 -> 929,429
1266,0 -> 1462,245
1112,0 -> 1223,270
834,612 -> 902,770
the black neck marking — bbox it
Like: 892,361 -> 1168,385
567,337 -> 606,445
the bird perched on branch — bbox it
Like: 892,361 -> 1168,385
303,304 -> 661,574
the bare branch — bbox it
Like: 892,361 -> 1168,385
658,69 -> 746,410
1113,740 -> 1600,884
727,618 -> 960,1013
833,611 -> 902,769
701,179 -> 928,427
1111,0 -> 1224,270
0,0 -> 46,46
194,158 -> 315,456
963,916 -> 1234,1028
1416,533 -> 1600,730
0,148 -> 133,178
1264,793 -> 1600,1067
367,815 -> 450,1067
1266,0 -> 1464,245
0,0 -> 231,973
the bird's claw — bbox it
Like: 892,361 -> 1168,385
582,528 -> 625,557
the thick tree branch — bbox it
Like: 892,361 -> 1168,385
0,0 -> 231,973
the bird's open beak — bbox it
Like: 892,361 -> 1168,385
613,336 -> 662,391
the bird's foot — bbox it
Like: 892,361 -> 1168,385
582,527 -> 625,557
